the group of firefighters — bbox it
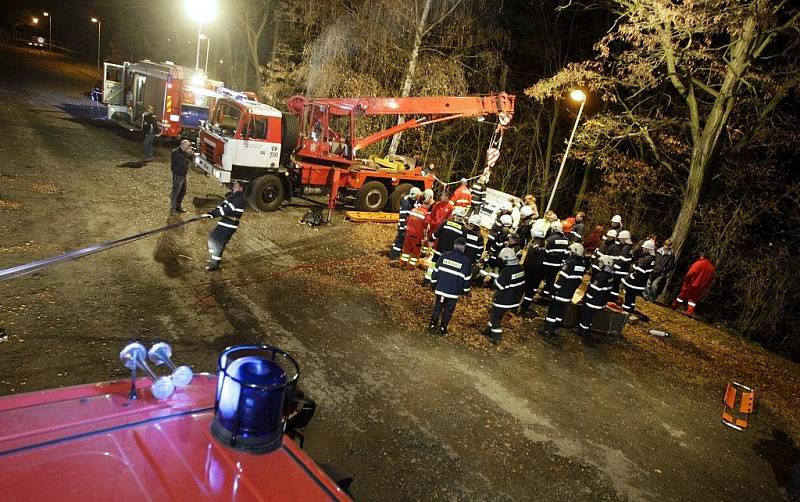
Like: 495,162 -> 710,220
387,177 -> 716,345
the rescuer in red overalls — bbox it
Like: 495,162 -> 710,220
672,252 -> 715,315
450,178 -> 472,210
400,198 -> 432,270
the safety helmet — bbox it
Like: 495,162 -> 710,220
611,214 -> 622,224
618,230 -> 632,244
642,239 -> 656,251
520,205 -> 534,218
550,220 -> 563,232
408,187 -> 422,198
532,219 -> 548,238
460,177 -> 468,184
453,206 -> 467,218
502,201 -> 513,212
569,242 -> 584,257
422,188 -> 434,201
498,247 -> 518,265
468,214 -> 482,227
499,214 -> 513,227
606,229 -> 618,238
599,255 -> 615,268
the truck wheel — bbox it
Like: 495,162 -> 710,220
388,183 -> 414,213
355,181 -> 388,212
248,174 -> 284,212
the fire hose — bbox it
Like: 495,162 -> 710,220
0,216 -> 207,281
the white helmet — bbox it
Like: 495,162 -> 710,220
606,229 -> 618,238
460,177 -> 468,184
468,214 -> 482,227
422,188 -> 434,201
502,201 -> 513,212
520,205 -> 534,218
642,239 -> 656,250
611,214 -> 622,224
498,247 -> 518,265
569,242 -> 584,257
408,187 -> 422,198
499,214 -> 513,227
453,206 -> 467,218
618,230 -> 632,244
532,218 -> 548,238
550,220 -> 563,232
599,255 -> 615,268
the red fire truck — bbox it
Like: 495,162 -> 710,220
195,93 -> 515,212
102,60 -> 223,140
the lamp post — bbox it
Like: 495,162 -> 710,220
32,17 -> 38,35
43,12 -> 51,52
186,0 -> 217,71
544,89 -> 587,215
91,18 -> 101,73
199,34 -> 211,73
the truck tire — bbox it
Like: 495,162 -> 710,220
355,181 -> 389,212
388,183 -> 414,213
248,174 -> 284,212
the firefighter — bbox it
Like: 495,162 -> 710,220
644,239 -> 675,301
142,105 -> 159,162
424,207 -> 467,283
450,178 -> 472,209
463,214 -> 485,264
570,211 -> 586,242
612,230 -> 633,298
484,247 -> 526,345
400,198 -> 432,270
541,243 -> 586,336
170,139 -> 192,213
480,213 -> 513,283
429,238 -> 472,336
518,225 -> 548,317
390,187 -> 422,260
470,175 -> 487,215
591,229 -> 618,277
672,252 -> 716,315
429,191 -> 454,230
517,205 -> 535,248
541,221 -> 570,299
610,214 -> 623,232
203,181 -> 247,271
577,255 -> 616,337
621,239 -> 656,314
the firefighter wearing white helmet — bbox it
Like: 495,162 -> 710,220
517,205 -> 536,248
611,230 -> 634,299
591,229 -> 620,276
485,247 -> 526,345
389,186 -> 423,260
422,188 -> 435,204
424,208 -> 468,283
463,214 -> 485,264
620,239 -> 656,313
519,220 -> 549,317
481,213 -> 514,282
610,214 -> 623,231
577,254 -> 616,338
541,240 -> 587,336
540,220 -> 570,299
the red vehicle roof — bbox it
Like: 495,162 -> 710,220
0,375 -> 350,501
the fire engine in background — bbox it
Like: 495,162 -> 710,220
195,93 -> 515,213
102,60 -> 223,140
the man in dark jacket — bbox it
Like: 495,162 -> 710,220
643,239 -> 674,301
591,229 -> 618,277
542,243 -> 586,336
170,139 -> 193,213
577,255 -> 615,338
484,247 -> 526,345
611,230 -> 633,298
143,106 -> 159,161
570,211 -> 586,242
463,214 -> 485,264
541,221 -> 570,299
519,229 -> 547,317
429,238 -> 472,336
203,181 -> 246,271
621,239 -> 656,313
425,207 -> 466,283
470,175 -> 487,215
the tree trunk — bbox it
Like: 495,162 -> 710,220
573,162 -> 591,213
387,0 -> 432,156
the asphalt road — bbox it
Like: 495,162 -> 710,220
0,44 -> 794,501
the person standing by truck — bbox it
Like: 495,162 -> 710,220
203,181 -> 247,271
170,140 -> 193,213
142,106 -> 159,162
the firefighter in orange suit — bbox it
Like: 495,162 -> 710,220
672,252 -> 715,315
450,178 -> 473,209
400,198 -> 433,270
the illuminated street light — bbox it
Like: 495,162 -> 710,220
545,89 -> 588,214
32,17 -> 39,35
91,18 -> 101,73
43,12 -> 51,52
185,0 -> 217,70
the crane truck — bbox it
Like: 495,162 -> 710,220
195,93 -> 515,213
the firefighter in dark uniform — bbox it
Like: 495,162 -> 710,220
541,243 -> 586,336
484,247 -> 526,345
541,221 -> 570,299
591,229 -> 619,277
463,214 -> 485,264
577,255 -> 616,337
390,187 -> 422,260
612,230 -> 633,298
429,238 -> 472,336
621,239 -> 656,314
425,207 -> 467,283
470,175 -> 487,216
142,105 -> 159,162
517,205 -> 536,249
518,226 -> 548,317
480,213 -> 512,284
203,181 -> 247,271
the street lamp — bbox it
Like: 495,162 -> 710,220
185,0 -> 217,70
91,18 -> 101,73
43,12 -> 51,52
199,34 -> 211,73
544,89 -> 587,214
32,17 -> 39,35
